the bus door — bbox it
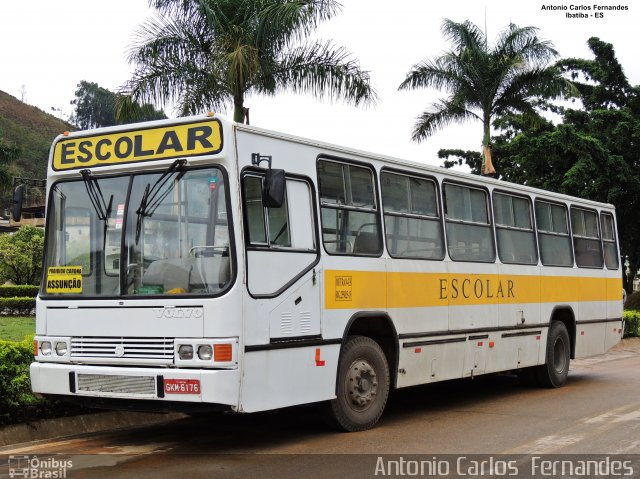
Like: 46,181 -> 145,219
242,172 -> 320,340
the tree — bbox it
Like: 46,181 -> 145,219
398,19 -> 573,175
71,80 -> 166,129
0,226 -> 44,285
122,0 -> 376,123
70,81 -> 116,129
0,133 -> 19,191
488,38 -> 640,289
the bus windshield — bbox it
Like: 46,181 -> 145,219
43,166 -> 232,297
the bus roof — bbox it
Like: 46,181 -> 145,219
47,114 -> 614,211
236,121 -> 616,211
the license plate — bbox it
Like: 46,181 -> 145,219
164,379 -> 201,395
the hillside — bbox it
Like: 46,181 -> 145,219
0,90 -> 74,188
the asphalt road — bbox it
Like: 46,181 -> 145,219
2,338 -> 639,478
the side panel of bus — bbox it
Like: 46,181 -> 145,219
233,127 -> 623,413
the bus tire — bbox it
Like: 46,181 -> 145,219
535,321 -> 570,388
328,335 -> 390,432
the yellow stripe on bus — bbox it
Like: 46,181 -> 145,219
324,270 -> 622,309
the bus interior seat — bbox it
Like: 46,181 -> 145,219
142,259 -> 191,292
143,256 -> 231,292
353,231 -> 380,255
189,256 -> 231,289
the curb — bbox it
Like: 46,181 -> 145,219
0,411 -> 185,448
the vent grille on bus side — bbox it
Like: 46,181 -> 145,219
70,337 -> 174,365
299,311 -> 312,334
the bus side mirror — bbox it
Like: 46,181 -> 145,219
12,184 -> 25,222
263,169 -> 285,208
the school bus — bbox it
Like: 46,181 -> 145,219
30,114 -> 623,431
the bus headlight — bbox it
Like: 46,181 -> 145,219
55,341 -> 68,356
34,336 -> 71,362
178,344 -> 194,360
174,338 -> 238,368
40,341 -> 52,356
197,345 -> 213,361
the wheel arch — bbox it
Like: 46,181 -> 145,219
341,311 -> 399,389
549,306 -> 576,359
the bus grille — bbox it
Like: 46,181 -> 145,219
76,373 -> 156,397
70,337 -> 174,365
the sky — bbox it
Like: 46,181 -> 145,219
0,0 -> 637,169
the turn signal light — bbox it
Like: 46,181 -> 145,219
214,343 -> 233,362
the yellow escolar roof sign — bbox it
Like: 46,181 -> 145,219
52,119 -> 223,171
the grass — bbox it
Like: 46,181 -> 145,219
0,316 -> 35,342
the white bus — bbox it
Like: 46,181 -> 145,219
30,114 -> 624,431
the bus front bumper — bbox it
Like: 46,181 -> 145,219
30,362 -> 240,408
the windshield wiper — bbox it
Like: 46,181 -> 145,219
80,169 -> 113,221
135,159 -> 187,244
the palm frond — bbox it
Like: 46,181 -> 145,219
494,67 -> 577,116
124,13 -> 231,115
257,0 -> 341,50
399,55 -> 470,93
440,19 -> 486,53
273,41 -> 378,106
411,99 -> 480,142
495,24 -> 558,67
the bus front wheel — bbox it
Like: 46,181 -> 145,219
329,335 -> 390,432
535,321 -> 571,388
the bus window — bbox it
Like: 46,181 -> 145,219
571,207 -> 604,268
45,177 -> 129,296
443,183 -> 494,262
242,174 -> 315,250
381,171 -> 444,260
493,192 -> 537,265
244,176 -> 268,245
317,159 -> 381,256
600,212 -> 619,270
535,200 -> 573,267
64,207 -> 92,275
125,167 -> 232,295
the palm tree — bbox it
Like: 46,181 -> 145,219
399,19 -> 574,175
121,0 -> 376,123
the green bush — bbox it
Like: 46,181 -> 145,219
0,337 -> 43,424
0,285 -> 39,298
0,297 -> 36,316
624,310 -> 640,338
624,290 -> 640,310
0,338 -> 90,425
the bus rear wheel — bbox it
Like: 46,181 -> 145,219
535,321 -> 570,388
329,335 -> 390,432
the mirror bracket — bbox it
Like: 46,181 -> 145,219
251,153 -> 285,208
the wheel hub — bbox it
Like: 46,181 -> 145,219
346,360 -> 378,410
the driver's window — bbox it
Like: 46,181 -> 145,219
242,174 -> 314,250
